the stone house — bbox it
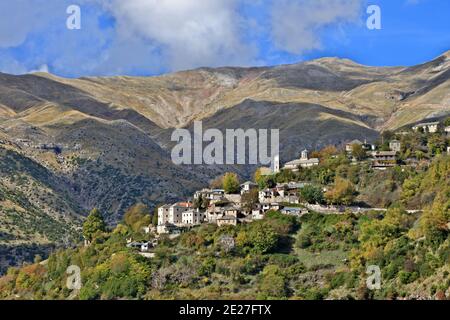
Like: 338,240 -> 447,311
217,215 -> 238,227
158,202 -> 193,226
389,140 -> 401,153
194,189 -> 225,202
371,151 -> 397,169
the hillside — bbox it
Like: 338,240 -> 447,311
0,51 -> 449,272
0,141 -> 448,300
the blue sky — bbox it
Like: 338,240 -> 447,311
0,0 -> 449,78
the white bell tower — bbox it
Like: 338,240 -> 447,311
301,149 -> 309,161
273,155 -> 280,173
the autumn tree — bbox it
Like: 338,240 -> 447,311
310,145 -> 339,161
124,203 -> 151,233
210,175 -> 224,189
325,177 -> 357,206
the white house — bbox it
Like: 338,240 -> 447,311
240,181 -> 258,194
252,209 -> 265,221
169,202 -> 193,225
262,203 -> 283,212
413,122 -> 440,133
194,189 -> 225,201
127,241 -> 153,252
258,188 -> 278,203
158,202 -> 193,226
157,205 -> 171,226
182,209 -> 205,225
281,207 -> 308,216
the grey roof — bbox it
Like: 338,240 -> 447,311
373,151 -> 397,156
347,139 -> 364,145
413,121 -> 440,127
285,158 -> 319,165
282,207 -> 302,212
241,181 -> 258,186
218,215 -> 237,221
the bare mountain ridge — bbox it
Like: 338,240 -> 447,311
3,51 -> 447,131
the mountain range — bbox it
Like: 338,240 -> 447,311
0,50 -> 449,272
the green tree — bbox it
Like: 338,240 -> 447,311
255,169 -> 277,189
194,195 -> 210,210
352,144 -> 368,161
444,117 -> 450,127
299,185 -> 324,204
258,265 -> 287,299
223,172 -> 240,194
415,193 -> 449,246
248,222 -> 278,253
317,167 -> 335,185
83,208 -> 107,242
427,135 -> 447,156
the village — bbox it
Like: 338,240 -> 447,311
126,120 -> 450,254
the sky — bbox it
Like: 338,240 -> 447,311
0,0 -> 449,78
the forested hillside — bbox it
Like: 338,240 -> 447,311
1,156 -> 448,300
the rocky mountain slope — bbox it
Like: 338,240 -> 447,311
0,51 -> 449,272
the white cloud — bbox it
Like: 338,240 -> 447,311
0,54 -> 28,74
28,64 -> 49,74
0,0 -> 64,48
0,0 -> 367,76
270,0 -> 363,55
99,0 -> 258,71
